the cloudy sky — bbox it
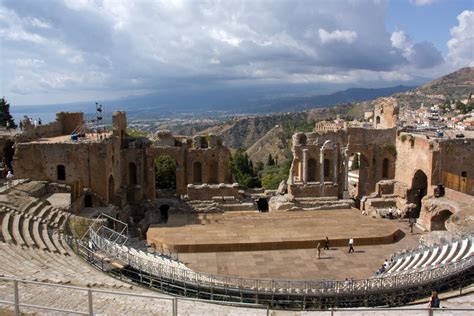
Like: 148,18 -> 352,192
0,0 -> 473,106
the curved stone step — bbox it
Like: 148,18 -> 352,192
41,225 -> 59,253
32,221 -> 48,251
22,217 -> 37,248
12,214 -> 27,247
1,211 -> 13,243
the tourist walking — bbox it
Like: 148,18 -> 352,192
324,236 -> 330,250
316,242 -> 321,259
348,237 -> 354,253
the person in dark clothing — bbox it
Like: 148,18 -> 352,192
429,291 -> 440,308
324,236 -> 330,250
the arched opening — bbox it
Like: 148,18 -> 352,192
57,165 -> 66,181
299,134 -> 307,146
200,137 -> 208,149
431,209 -> 453,231
193,161 -> 202,184
108,175 -> 115,203
376,116 -> 381,125
307,158 -> 317,182
257,198 -> 269,212
382,158 -> 389,178
128,162 -> 137,185
2,141 -> 15,171
154,155 -> 177,190
409,170 -> 428,218
208,161 -> 218,184
348,152 -> 369,200
159,204 -> 169,224
84,193 -> 93,207
323,158 -> 330,181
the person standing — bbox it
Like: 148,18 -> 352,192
316,242 -> 322,259
6,170 -> 13,188
428,291 -> 440,309
324,236 -> 330,250
348,237 -> 355,253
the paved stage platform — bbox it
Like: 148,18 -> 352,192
147,209 -> 402,253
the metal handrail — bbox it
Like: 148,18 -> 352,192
86,229 -> 473,296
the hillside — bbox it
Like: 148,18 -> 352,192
392,67 -> 474,109
245,125 -> 289,165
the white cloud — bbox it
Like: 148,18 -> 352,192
0,0 -> 452,105
410,0 -> 436,6
318,28 -> 358,44
447,10 -> 474,67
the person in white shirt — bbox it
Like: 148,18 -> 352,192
348,237 -> 354,253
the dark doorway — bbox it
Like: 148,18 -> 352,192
84,194 -> 93,207
324,158 -> 330,180
159,204 -> 169,224
129,162 -> 137,185
193,161 -> 202,184
307,158 -> 317,182
431,210 -> 453,231
382,158 -> 389,178
409,170 -> 428,218
257,198 -> 269,212
2,141 -> 14,171
57,165 -> 66,181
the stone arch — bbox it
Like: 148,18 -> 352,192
376,116 -> 381,125
57,165 -> 66,181
409,170 -> 428,218
299,134 -> 307,146
431,209 -> 453,231
193,161 -> 202,184
208,160 -> 218,184
307,158 -> 317,182
347,152 -> 370,199
128,162 -> 137,185
382,158 -> 389,178
108,175 -> 115,202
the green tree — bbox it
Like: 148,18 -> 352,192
154,155 -> 177,189
230,149 -> 260,188
0,97 -> 16,128
261,158 -> 292,190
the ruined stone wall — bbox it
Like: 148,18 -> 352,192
57,112 -> 84,135
187,184 -> 239,200
438,139 -> 474,196
373,97 -> 398,129
288,128 -> 397,198
121,138 -> 153,202
148,132 -> 233,197
394,132 -> 437,195
13,137 -> 122,203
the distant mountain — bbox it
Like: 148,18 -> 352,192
245,125 -> 289,165
393,67 -> 474,109
12,84 -> 415,118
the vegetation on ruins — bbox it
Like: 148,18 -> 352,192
0,97 -> 16,128
400,134 -> 407,143
126,128 -> 149,138
261,157 -> 292,189
384,143 -> 397,156
154,155 -> 177,189
230,149 -> 261,188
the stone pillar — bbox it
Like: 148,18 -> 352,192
343,148 -> 349,191
288,159 -> 295,185
319,147 -> 325,184
302,149 -> 308,184
333,146 -> 338,184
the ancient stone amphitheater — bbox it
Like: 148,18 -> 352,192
0,183 -> 472,315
